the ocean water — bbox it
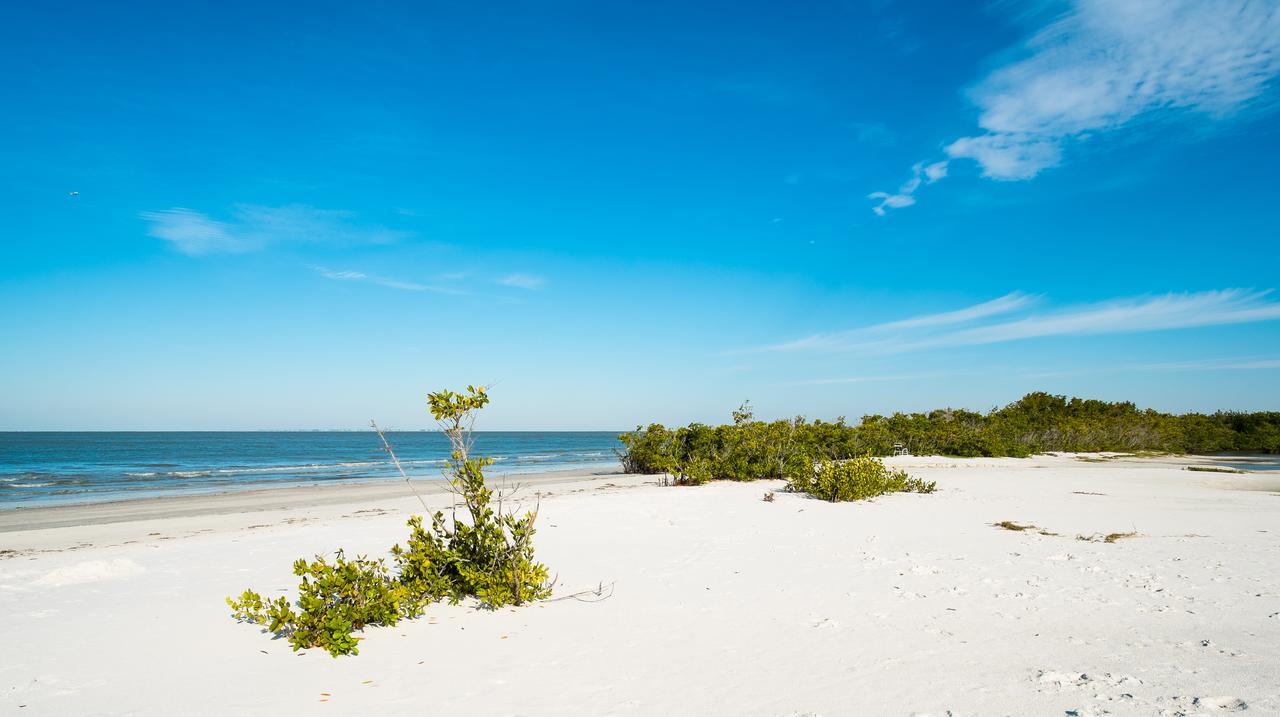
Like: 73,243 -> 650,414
0,431 -> 622,508
1206,454 -> 1280,472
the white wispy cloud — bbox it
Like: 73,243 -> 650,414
868,160 -> 949,216
765,291 -> 1035,352
760,289 -> 1280,354
496,273 -> 547,290
139,208 -> 249,256
948,0 -> 1280,180
783,356 -> 1280,387
1015,355 -> 1280,379
1210,359 -> 1280,370
776,371 -> 958,387
313,267 -> 548,295
143,205 -> 411,255
920,290 -> 1280,350
314,268 -> 368,281
871,0 -> 1280,212
945,134 -> 1062,181
311,266 -> 466,295
922,161 -> 948,182
875,291 -> 1033,331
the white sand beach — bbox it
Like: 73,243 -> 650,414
3,454 -> 1279,715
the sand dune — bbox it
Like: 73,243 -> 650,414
2,454 -> 1278,715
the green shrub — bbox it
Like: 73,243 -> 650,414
786,455 -> 936,502
620,415 -> 814,484
228,551 -> 413,656
617,393 -> 1280,481
392,474 -> 551,607
228,385 -> 551,656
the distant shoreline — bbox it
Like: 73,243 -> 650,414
4,452 -> 1276,535
0,465 -> 624,533
0,431 -> 623,510
0,430 -> 628,433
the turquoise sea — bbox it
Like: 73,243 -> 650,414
0,431 -> 621,508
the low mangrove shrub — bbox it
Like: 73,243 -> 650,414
618,402 -> 812,485
618,393 -> 1280,483
393,491 -> 550,607
228,385 -> 551,656
786,455 -> 936,502
228,551 -> 415,657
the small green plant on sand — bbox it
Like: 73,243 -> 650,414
228,385 -> 551,656
395,386 -> 552,607
785,454 -> 935,502
228,552 -> 416,657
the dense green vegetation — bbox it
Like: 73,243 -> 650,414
228,386 -> 551,656
618,393 -> 1279,482
786,455 -> 936,502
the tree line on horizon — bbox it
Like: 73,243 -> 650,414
616,392 -> 1279,482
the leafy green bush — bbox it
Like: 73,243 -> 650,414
228,385 -> 551,656
785,455 -> 936,502
392,468 -> 551,607
228,551 -> 414,656
618,393 -> 1279,483
619,418 -> 813,485
411,385 -> 552,607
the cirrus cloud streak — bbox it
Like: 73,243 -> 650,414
142,205 -> 411,255
760,289 -> 1280,355
870,0 -> 1280,213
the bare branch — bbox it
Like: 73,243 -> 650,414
370,419 -> 430,513
547,580 -> 617,603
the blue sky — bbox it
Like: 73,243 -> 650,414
2,0 -> 1279,430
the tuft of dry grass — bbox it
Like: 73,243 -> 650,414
993,520 -> 1032,531
1075,451 -> 1170,464
1076,531 -> 1139,543
994,521 -> 1142,543
992,521 -> 1059,536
